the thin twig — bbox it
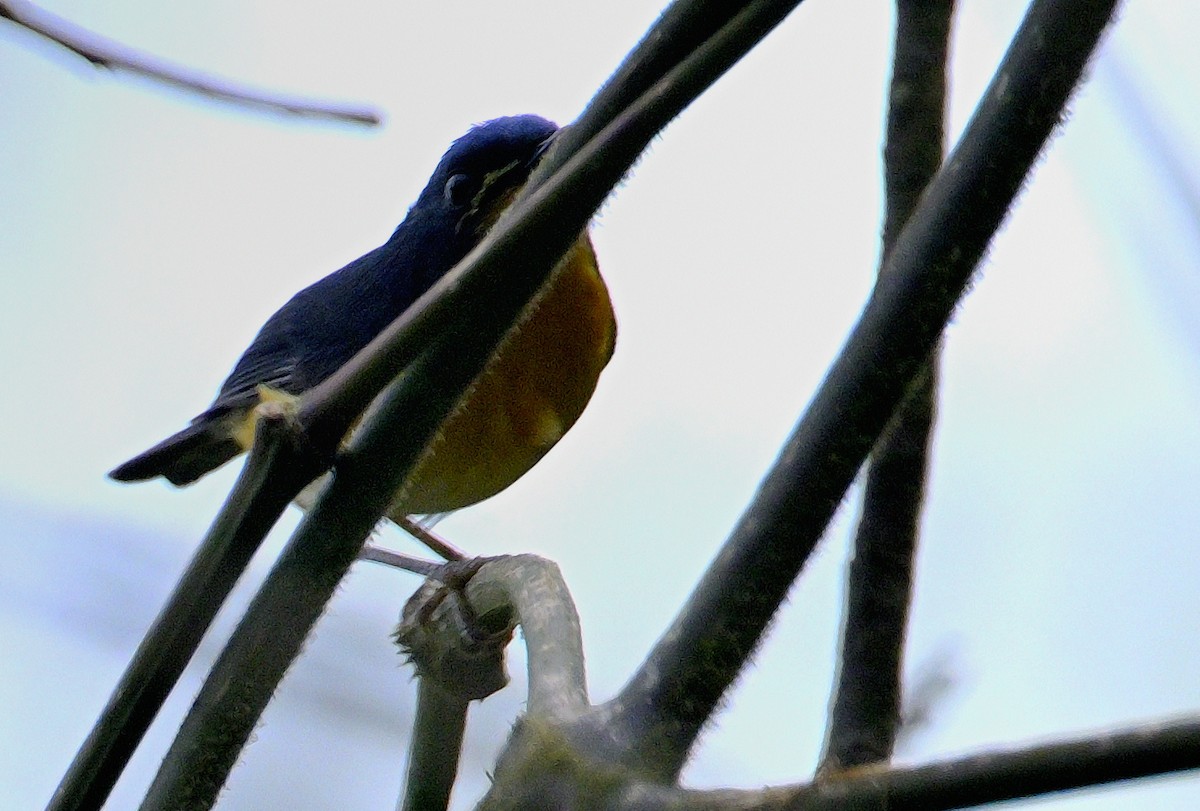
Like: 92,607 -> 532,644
0,0 -> 380,125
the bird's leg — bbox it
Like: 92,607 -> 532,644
358,546 -> 441,576
397,514 -> 467,561
357,514 -> 467,575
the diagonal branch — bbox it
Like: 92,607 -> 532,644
602,0 -> 1122,780
820,0 -> 954,774
542,0 -> 760,181
0,0 -> 380,125
138,329 -> 484,811
46,405 -> 328,811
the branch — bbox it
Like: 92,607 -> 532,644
47,405 -> 328,811
613,715 -> 1200,810
400,680 -> 469,811
820,0 -> 953,773
464,556 -> 590,719
137,331 -> 476,811
541,0 -> 759,183
396,556 -> 588,716
603,0 -> 1121,780
0,0 -> 380,125
795,715 -> 1200,810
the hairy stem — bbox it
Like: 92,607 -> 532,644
820,0 -> 953,773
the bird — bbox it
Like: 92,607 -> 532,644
110,114 -> 616,517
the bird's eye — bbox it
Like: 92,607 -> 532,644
443,173 -> 474,207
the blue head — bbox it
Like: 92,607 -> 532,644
411,115 -> 558,231
384,114 -> 560,294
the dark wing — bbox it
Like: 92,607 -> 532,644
110,244 -> 417,485
208,307 -> 303,411
213,243 -> 412,410
108,300 -> 314,485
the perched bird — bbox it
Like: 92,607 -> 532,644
110,114 -> 616,516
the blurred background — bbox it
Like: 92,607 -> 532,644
2,1 -> 1198,808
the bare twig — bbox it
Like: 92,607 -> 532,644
400,680 -> 469,811
613,715 -> 1200,810
796,715 -> 1200,810
0,0 -> 380,125
820,0 -> 953,774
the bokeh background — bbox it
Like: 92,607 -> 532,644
2,1 -> 1198,808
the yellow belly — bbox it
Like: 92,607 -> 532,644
394,234 -> 615,515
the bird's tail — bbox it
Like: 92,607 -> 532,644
109,413 -> 245,486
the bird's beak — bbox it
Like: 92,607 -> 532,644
463,131 -> 562,235
528,129 -> 561,170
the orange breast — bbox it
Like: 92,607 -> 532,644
393,234 -> 615,515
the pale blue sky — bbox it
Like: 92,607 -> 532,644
2,2 -> 1198,809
